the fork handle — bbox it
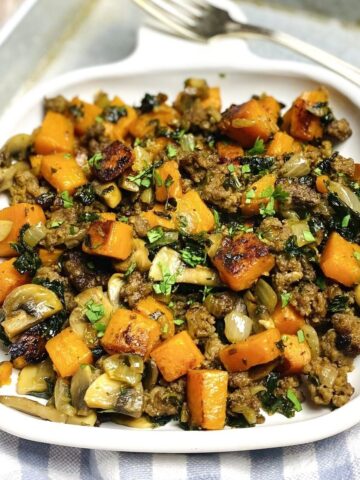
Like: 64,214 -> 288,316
227,24 -> 360,87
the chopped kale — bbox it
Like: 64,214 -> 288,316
74,183 -> 96,205
12,225 -> 41,276
79,212 -> 100,223
139,93 -> 159,113
328,192 -> 360,243
259,372 -> 297,418
328,295 -> 349,313
227,415 -> 252,428
101,105 -> 127,123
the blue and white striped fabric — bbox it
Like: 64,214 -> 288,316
0,423 -> 358,480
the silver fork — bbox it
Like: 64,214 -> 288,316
132,0 -> 360,87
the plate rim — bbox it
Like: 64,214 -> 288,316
0,60 -> 359,452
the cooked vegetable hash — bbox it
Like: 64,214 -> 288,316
0,79 -> 358,430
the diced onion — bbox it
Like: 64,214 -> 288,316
23,222 -> 47,247
224,309 -> 253,343
329,181 -> 360,214
280,153 -> 310,178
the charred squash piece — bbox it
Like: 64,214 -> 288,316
82,220 -> 133,261
212,233 -> 275,291
101,308 -> 160,358
282,89 -> 328,142
219,99 -> 279,149
92,140 -> 133,182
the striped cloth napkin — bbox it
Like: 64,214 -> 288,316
0,422 -> 358,480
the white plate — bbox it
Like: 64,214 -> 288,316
0,24 -> 359,452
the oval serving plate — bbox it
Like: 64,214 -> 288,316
0,25 -> 359,452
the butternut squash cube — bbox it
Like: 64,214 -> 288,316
0,203 -> 46,257
46,328 -> 93,377
175,190 -> 215,234
155,160 -> 182,202
41,154 -> 87,193
82,220 -> 133,261
150,331 -> 204,382
219,99 -> 279,149
70,97 -> 102,135
0,258 -> 30,304
212,233 -> 275,291
136,296 -> 174,340
101,308 -> 160,358
320,232 -> 360,287
187,369 -> 228,430
220,328 -> 281,372
34,111 -> 74,154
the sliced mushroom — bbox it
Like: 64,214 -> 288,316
66,411 -> 97,426
70,365 -> 100,416
54,378 -> 76,417
0,162 -> 29,192
16,359 -> 55,397
107,274 -> 125,307
2,284 -> 63,339
84,373 -> 123,410
149,247 -> 221,286
0,395 -> 67,423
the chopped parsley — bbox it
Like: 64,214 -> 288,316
260,197 -> 275,217
60,191 -> 74,208
63,153 -> 72,159
85,300 -> 105,337
354,252 -> 360,261
202,285 -> 213,302
180,247 -> 204,267
166,144 -> 177,158
213,209 -> 221,232
49,220 -> 63,229
280,292 -> 292,308
124,262 -> 136,278
286,389 -> 302,412
342,214 -> 351,228
174,318 -> 184,325
153,264 -> 177,296
303,230 -> 316,242
245,189 -> 255,204
127,161 -> 162,189
242,164 -> 251,174
88,152 -> 103,169
246,137 -> 265,155
259,372 -> 298,418
117,215 -> 129,223
147,227 -> 164,244
297,329 -> 305,343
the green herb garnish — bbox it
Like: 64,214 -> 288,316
88,152 -> 103,169
147,227 -> 164,244
297,329 -> 305,343
286,389 -> 302,412
246,137 -> 265,155
280,292 -> 292,308
60,191 -> 74,208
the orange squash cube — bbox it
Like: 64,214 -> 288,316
187,369 -> 228,430
212,233 -> 275,291
82,220 -> 133,261
320,232 -> 360,287
219,99 -> 279,149
141,205 -> 176,230
70,97 -> 102,135
40,154 -> 87,193
280,334 -> 311,375
0,361 -> 12,387
175,190 -> 215,234
34,111 -> 74,154
150,331 -> 204,382
220,328 -> 281,372
0,203 -> 46,257
0,258 -> 30,304
155,160 -> 182,202
101,308 -> 160,358
266,132 -> 301,156
272,304 -> 305,335
135,296 -> 175,339
46,328 -> 93,377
